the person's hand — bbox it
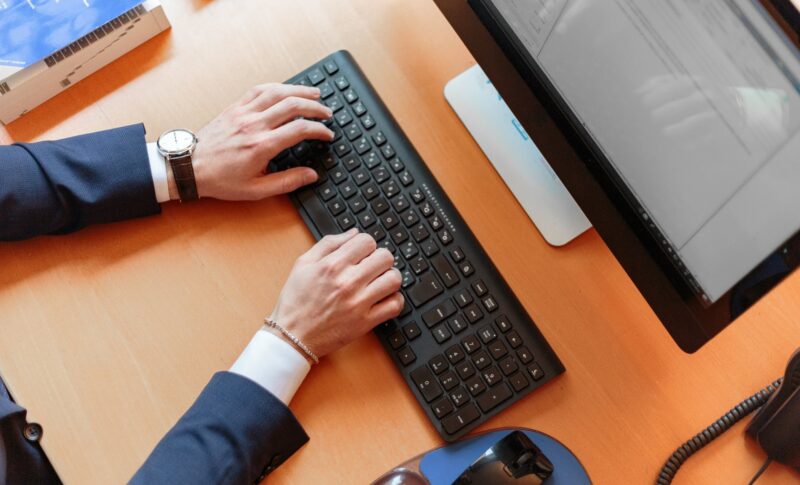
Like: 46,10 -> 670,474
269,229 -> 405,359
178,83 -> 334,201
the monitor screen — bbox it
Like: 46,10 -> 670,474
478,0 -> 800,306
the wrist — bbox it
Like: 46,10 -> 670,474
264,323 -> 317,365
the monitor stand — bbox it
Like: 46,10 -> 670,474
444,65 -> 590,247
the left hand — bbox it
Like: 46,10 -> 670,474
178,83 -> 334,201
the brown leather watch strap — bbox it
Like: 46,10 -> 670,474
170,153 -> 199,201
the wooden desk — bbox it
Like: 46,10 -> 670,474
1,1 -> 799,483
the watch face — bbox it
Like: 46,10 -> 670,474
158,129 -> 196,155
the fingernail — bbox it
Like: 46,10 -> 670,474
305,169 -> 319,183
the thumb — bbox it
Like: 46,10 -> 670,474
250,167 -> 318,199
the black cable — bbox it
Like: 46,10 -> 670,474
655,378 -> 783,485
747,458 -> 772,485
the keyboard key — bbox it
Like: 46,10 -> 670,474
372,131 -> 387,146
422,300 -> 457,327
308,68 -> 325,85
319,81 -> 335,99
464,304 -> 484,324
370,226 -> 386,242
410,366 -> 442,402
456,360 -> 476,380
399,171 -> 414,186
432,397 -> 453,419
471,349 -> 491,370
448,314 -> 469,334
363,151 -> 381,168
488,340 -> 508,360
450,387 -> 469,407
513,349 -> 532,367
373,167 -> 391,184
392,194 -> 410,212
482,296 -> 498,312
330,168 -> 348,185
430,254 -> 460,288
482,366 -> 502,387
410,256 -> 429,275
358,211 -> 376,229
411,224 -> 430,243
410,187 -> 426,203
339,181 -> 357,199
317,183 -> 336,201
420,239 -> 439,257
397,347 -> 416,366
506,330 -> 523,349
371,197 -> 389,215
380,212 -> 399,229
466,375 -> 486,396
429,215 -> 443,230
348,195 -> 366,213
420,201 -> 435,217
403,321 -> 421,340
495,315 -> 512,333
390,227 -> 408,245
459,261 -> 475,277
381,144 -> 396,159
334,75 -> 350,90
401,269 -> 414,288
389,158 -> 405,172
476,383 -> 513,413
352,167 -> 370,186
292,142 -> 311,160
343,88 -> 359,103
428,355 -> 448,374
401,241 -> 418,260
388,330 -> 405,349
344,124 -> 362,141
432,325 -> 451,343
450,247 -> 466,263
408,273 -> 444,308
325,95 -> 344,112
509,372 -> 529,392
478,325 -> 497,344
335,110 -> 353,127
354,137 -> 371,154
337,213 -> 355,230
499,356 -> 519,376
361,114 -> 376,129
445,344 -> 465,364
454,288 -> 473,308
440,370 -> 459,391
323,60 -> 339,75
442,402 -> 480,435
401,209 -> 420,227
333,139 -> 352,157
527,363 -> 545,381
382,180 -> 400,198
352,101 -> 367,116
472,280 -> 488,296
362,182 -> 380,200
327,198 -> 346,216
462,335 -> 481,354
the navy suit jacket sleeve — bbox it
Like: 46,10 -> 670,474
0,123 -> 160,241
131,372 -> 309,485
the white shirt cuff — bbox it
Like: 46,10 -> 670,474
146,142 -> 170,203
229,328 -> 311,405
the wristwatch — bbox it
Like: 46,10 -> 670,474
157,128 -> 199,202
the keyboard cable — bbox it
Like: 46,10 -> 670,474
655,378 -> 783,485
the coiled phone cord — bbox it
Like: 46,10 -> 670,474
656,378 -> 783,485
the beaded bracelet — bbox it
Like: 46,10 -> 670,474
264,317 -> 319,364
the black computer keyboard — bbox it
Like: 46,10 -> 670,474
272,50 -> 565,441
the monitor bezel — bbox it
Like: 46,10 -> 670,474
434,0 -> 800,352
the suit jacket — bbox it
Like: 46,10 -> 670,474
0,125 -> 309,484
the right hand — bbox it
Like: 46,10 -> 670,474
270,229 -> 405,359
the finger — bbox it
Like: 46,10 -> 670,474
361,267 -> 402,305
262,96 -> 333,129
353,248 -> 395,285
247,167 -> 318,200
325,232 -> 377,267
245,83 -> 321,112
366,292 -> 405,328
266,119 -> 334,156
302,229 -> 360,262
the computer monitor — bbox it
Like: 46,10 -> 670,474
435,0 -> 800,352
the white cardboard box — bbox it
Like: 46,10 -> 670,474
0,0 -> 170,124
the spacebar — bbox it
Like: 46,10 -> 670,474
297,189 -> 339,237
